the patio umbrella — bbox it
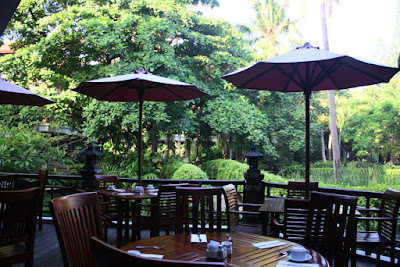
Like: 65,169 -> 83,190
73,68 -> 208,184
0,78 -> 56,106
222,42 -> 399,197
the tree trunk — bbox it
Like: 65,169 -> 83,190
321,129 -> 327,162
320,1 -> 340,183
177,134 -> 181,157
164,134 -> 170,162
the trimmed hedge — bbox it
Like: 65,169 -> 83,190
161,158 -> 185,179
171,163 -> 208,180
201,159 -> 248,180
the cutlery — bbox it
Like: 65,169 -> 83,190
135,245 -> 166,249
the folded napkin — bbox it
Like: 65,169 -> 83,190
276,262 -> 319,267
190,234 -> 207,243
127,250 -> 164,259
113,189 -> 125,193
117,193 -> 135,196
252,240 -> 286,249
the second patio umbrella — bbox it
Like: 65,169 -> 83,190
74,68 -> 208,184
222,42 -> 399,197
0,78 -> 56,106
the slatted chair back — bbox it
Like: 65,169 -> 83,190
50,192 -> 104,267
282,198 -> 310,245
0,187 -> 41,267
306,191 -> 357,267
0,174 -> 19,190
176,187 -> 223,234
13,170 -> 48,230
378,189 -> 400,242
222,184 -> 240,228
90,236 -> 225,267
156,184 -> 196,230
287,181 -> 319,199
94,174 -> 120,189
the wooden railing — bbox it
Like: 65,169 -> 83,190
4,173 -> 385,226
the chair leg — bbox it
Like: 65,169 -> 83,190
38,209 -> 43,230
104,223 -> 109,242
377,247 -> 381,267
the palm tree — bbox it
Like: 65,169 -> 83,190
251,0 -> 297,59
320,0 -> 340,183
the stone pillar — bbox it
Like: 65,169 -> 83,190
79,143 -> 102,191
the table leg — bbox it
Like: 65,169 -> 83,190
116,199 -> 124,247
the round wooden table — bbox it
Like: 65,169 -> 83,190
121,232 -> 330,266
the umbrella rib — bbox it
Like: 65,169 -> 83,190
237,64 -> 277,88
157,84 -> 203,101
340,59 -> 394,83
313,61 -> 343,90
274,64 -> 306,92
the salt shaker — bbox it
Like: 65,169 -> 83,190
217,245 -> 225,261
222,241 -> 232,256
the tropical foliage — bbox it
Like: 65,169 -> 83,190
0,0 -> 399,192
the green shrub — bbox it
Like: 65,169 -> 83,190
0,125 -> 73,173
161,158 -> 185,179
172,163 -> 208,180
202,159 -> 248,180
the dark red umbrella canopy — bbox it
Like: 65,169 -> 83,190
74,69 -> 208,184
222,43 -> 399,197
223,43 -> 399,94
0,78 -> 56,106
74,69 -> 207,102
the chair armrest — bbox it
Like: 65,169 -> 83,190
271,216 -> 283,227
239,203 -> 262,208
230,210 -> 260,216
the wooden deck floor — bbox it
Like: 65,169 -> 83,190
18,222 -> 392,267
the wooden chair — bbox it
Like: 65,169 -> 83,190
50,192 -> 104,267
222,183 -> 262,234
90,236 -> 225,266
94,174 -> 120,242
0,187 -> 41,267
281,198 -> 310,245
13,170 -> 49,230
305,191 -> 358,267
0,174 -> 19,190
141,183 -> 196,237
356,188 -> 400,266
287,181 -> 319,199
176,187 -> 223,234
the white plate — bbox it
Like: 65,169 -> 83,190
287,254 -> 312,262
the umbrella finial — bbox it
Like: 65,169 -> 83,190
133,68 -> 149,74
297,42 -> 319,50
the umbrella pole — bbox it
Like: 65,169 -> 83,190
138,91 -> 144,185
305,91 -> 311,199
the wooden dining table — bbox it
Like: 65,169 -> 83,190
96,188 -> 159,247
121,232 -> 330,266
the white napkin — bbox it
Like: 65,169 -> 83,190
252,240 -> 286,249
127,250 -> 164,259
190,234 -> 207,243
117,192 -> 135,196
113,189 -> 125,193
276,262 -> 319,267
